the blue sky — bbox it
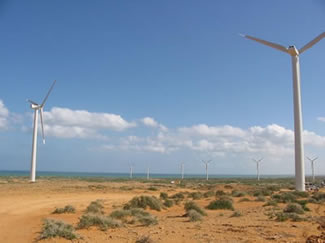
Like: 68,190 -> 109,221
1,0 -> 325,175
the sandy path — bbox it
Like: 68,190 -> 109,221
0,190 -> 135,243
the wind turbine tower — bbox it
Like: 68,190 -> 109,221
181,162 -> 184,180
242,32 -> 325,191
202,160 -> 211,181
252,158 -> 263,181
129,163 -> 134,179
306,156 -> 318,183
27,80 -> 56,182
147,166 -> 150,180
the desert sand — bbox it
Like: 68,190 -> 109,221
0,177 -> 324,243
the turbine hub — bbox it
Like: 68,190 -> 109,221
287,45 -> 299,56
30,104 -> 40,109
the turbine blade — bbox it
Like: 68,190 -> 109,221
40,108 -> 45,144
243,34 -> 288,54
299,32 -> 325,54
41,80 -> 56,107
27,99 -> 39,105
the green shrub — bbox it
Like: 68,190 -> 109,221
130,208 -> 150,217
238,198 -> 250,203
188,209 -> 202,222
231,190 -> 246,197
160,192 -> 168,200
283,203 -> 304,214
110,209 -> 131,219
184,201 -> 207,216
207,199 -> 234,211
124,196 -> 162,211
215,190 -> 226,196
312,192 -> 325,202
230,211 -> 242,217
163,199 -> 174,208
171,192 -> 185,199
148,187 -> 158,191
203,190 -> 215,198
136,214 -> 158,226
52,205 -> 76,214
85,200 -> 104,214
255,196 -> 266,202
78,213 -> 121,231
263,200 -> 278,207
275,212 -> 304,222
296,200 -> 310,211
224,185 -> 233,189
136,235 -> 154,243
253,189 -> 272,197
292,191 -> 309,198
272,192 -> 297,203
39,219 -> 78,240
189,192 -> 203,200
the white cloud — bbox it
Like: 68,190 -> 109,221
141,117 -> 168,131
317,117 -> 325,122
42,107 -> 136,139
100,123 -> 325,158
0,100 -> 9,130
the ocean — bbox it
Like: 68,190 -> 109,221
0,170 -> 294,179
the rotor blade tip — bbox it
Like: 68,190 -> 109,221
239,33 -> 246,38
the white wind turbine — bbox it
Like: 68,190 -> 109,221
242,32 -> 325,191
306,156 -> 318,183
147,166 -> 150,180
180,162 -> 184,180
27,80 -> 56,182
202,159 -> 212,181
129,163 -> 134,179
252,158 -> 263,181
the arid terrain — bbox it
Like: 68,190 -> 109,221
0,177 -> 324,243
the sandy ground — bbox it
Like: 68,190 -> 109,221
0,178 -> 324,243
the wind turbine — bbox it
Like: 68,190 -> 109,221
202,160 -> 211,181
27,80 -> 56,182
252,158 -> 263,181
306,156 -> 318,183
242,32 -> 325,191
129,163 -> 134,179
181,162 -> 184,180
147,166 -> 150,180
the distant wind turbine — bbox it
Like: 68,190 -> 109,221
129,163 -> 134,179
306,156 -> 318,183
181,162 -> 184,180
242,32 -> 325,191
27,80 -> 56,182
202,160 -> 212,181
147,164 -> 150,180
252,158 -> 263,181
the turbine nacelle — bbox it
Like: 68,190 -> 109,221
287,46 -> 299,56
30,103 -> 40,109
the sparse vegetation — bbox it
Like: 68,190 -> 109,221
163,199 -> 174,208
39,219 -> 78,240
52,205 -> 76,214
78,213 -> 122,231
184,201 -> 207,216
203,190 -> 215,198
255,195 -> 266,202
238,197 -> 250,202
231,190 -> 246,197
263,200 -> 278,207
85,200 -> 104,214
215,190 -> 226,196
230,211 -> 242,217
275,212 -> 304,222
160,192 -> 168,200
124,196 -> 162,211
188,209 -> 202,221
206,198 -> 234,211
189,192 -> 203,200
148,187 -> 158,191
283,203 -> 304,214
136,235 -> 154,243
136,214 -> 158,226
